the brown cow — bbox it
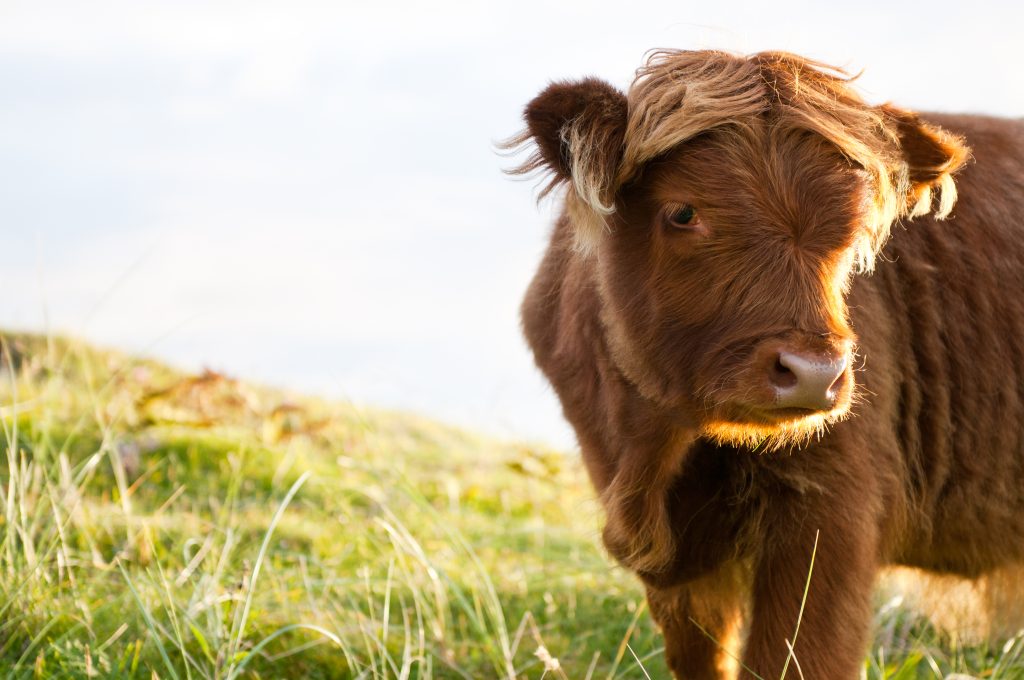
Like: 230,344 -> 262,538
507,50 -> 1024,679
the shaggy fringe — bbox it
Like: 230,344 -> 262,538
617,50 -> 916,272
507,50 -> 965,268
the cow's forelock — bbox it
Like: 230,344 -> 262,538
567,50 -> 958,268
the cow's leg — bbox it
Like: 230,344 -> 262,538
741,496 -> 878,680
647,566 -> 746,680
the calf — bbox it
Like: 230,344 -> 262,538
508,50 -> 1024,678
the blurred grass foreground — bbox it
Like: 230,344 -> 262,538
1,331 -> 1023,679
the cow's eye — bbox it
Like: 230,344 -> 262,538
667,205 -> 700,229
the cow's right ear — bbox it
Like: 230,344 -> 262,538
505,78 -> 628,218
880,104 -> 970,219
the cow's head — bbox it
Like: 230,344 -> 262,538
510,50 -> 969,450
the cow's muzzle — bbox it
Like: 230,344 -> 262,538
768,349 -> 849,412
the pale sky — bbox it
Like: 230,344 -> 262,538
2,0 -> 1021,447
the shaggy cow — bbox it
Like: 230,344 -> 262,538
508,50 -> 1024,678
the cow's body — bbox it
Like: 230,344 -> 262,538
515,50 -> 1024,679
860,114 -> 1024,576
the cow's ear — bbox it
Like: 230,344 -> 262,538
505,79 -> 628,224
881,104 -> 970,218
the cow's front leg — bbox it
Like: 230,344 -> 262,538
647,564 -> 746,680
741,493 -> 879,680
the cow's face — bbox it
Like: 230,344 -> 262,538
599,128 -> 863,447
509,51 -> 968,449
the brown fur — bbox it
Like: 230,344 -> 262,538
507,50 -> 1024,678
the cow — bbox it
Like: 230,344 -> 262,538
506,49 -> 1024,679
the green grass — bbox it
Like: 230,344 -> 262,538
0,331 -> 1021,678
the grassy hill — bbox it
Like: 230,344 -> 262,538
0,331 -> 1020,678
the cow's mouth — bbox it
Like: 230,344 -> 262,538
699,400 -> 851,451
716,400 -> 844,423
746,405 -> 829,423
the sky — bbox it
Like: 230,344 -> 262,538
1,0 -> 1022,448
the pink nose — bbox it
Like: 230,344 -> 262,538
769,351 -> 848,411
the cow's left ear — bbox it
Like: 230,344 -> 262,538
880,104 -> 970,218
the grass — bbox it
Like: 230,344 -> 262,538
0,330 -> 1022,679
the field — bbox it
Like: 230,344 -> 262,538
1,331 -> 1022,679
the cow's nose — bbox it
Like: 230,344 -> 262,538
769,351 -> 848,411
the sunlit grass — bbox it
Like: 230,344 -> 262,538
0,331 -> 1022,678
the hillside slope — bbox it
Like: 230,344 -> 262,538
0,332 -> 1018,678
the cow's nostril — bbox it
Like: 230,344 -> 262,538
828,369 -> 847,395
769,355 -> 798,389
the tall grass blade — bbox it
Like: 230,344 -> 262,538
225,470 -> 311,680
